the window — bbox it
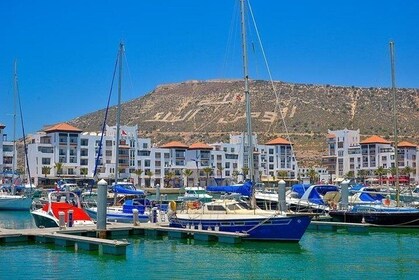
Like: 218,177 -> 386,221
207,205 -> 226,211
41,158 -> 51,165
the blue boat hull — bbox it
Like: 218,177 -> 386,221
169,216 -> 311,242
84,208 -> 149,223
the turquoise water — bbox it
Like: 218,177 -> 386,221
1,211 -> 418,280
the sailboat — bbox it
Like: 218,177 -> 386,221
0,61 -> 33,210
328,42 -> 419,227
168,0 -> 312,242
83,43 -> 150,223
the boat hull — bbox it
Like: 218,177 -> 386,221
84,207 -> 150,223
329,211 -> 419,226
169,215 -> 311,242
31,211 -> 59,228
0,196 -> 33,211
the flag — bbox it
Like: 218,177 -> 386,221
121,130 -> 127,136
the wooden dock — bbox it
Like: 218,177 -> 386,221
0,222 -> 249,256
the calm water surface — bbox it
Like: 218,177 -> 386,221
0,211 -> 418,280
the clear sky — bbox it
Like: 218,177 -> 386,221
1,0 -> 418,138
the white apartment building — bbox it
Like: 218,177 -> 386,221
323,129 -> 418,183
25,123 -> 299,187
0,123 -> 17,184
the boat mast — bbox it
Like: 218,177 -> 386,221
115,42 -> 124,186
12,61 -> 17,185
240,0 -> 255,206
389,41 -> 400,206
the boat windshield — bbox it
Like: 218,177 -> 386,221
237,201 -> 251,210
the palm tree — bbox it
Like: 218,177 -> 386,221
357,169 -> 367,183
42,166 -> 51,178
164,171 -> 175,188
54,162 -> 63,178
232,169 -> 239,183
345,171 -> 354,179
401,166 -> 414,184
276,170 -> 288,181
203,167 -> 213,186
217,166 -> 224,178
80,167 -> 88,178
241,166 -> 249,181
133,169 -> 143,186
307,168 -> 318,184
145,170 -> 154,187
375,166 -> 387,186
183,169 -> 193,188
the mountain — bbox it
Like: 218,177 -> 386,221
68,79 -> 419,166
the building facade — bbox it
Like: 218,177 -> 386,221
323,129 -> 418,183
25,123 -> 299,187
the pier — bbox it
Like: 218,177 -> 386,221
0,222 -> 249,256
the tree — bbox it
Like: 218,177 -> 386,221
307,168 -> 318,184
217,166 -> 224,177
345,171 -> 354,179
80,168 -> 88,177
202,167 -> 213,186
232,169 -> 239,183
242,167 -> 249,180
42,166 -> 51,178
276,170 -> 288,180
183,169 -> 193,188
133,169 -> 143,186
54,162 -> 63,177
401,166 -> 414,184
145,170 -> 154,187
164,171 -> 175,188
357,169 -> 367,183
374,167 -> 387,186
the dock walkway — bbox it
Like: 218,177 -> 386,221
0,222 -> 249,256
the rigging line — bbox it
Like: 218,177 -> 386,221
123,51 -> 135,103
14,62 -> 32,189
221,0 -> 240,78
247,0 -> 298,168
93,50 -> 120,179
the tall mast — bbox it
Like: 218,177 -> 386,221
115,42 -> 124,185
240,0 -> 255,207
12,61 -> 17,180
389,41 -> 400,206
240,0 -> 254,181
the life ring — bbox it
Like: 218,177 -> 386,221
169,200 -> 177,211
384,198 -> 390,206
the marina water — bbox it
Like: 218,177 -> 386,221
1,211 -> 418,279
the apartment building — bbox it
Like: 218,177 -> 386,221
25,123 -> 298,187
323,129 -> 418,183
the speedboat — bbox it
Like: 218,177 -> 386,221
31,190 -> 94,228
84,197 -> 150,223
168,199 -> 312,242
285,184 -> 341,213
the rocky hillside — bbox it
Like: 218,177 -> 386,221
69,79 -> 419,166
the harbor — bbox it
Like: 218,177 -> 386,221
0,210 -> 418,279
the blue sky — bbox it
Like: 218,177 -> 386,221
1,0 -> 418,137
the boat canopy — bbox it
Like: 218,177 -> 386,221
113,183 -> 144,195
206,180 -> 252,197
298,184 -> 340,205
290,184 -> 311,198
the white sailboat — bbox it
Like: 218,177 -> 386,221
0,61 -> 33,210
168,0 -> 312,242
84,43 -> 150,223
